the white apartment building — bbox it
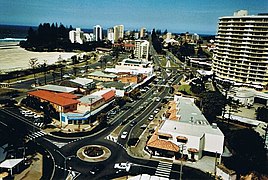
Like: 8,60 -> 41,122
134,40 -> 150,61
93,25 -> 103,41
114,25 -> 124,42
212,10 -> 268,88
69,28 -> 84,44
107,28 -> 114,43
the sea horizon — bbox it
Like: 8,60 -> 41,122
0,24 -> 216,38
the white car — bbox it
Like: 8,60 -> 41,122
114,162 -> 132,172
120,131 -> 128,139
155,97 -> 161,102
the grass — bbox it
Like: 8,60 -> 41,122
177,84 -> 194,95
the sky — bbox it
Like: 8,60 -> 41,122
0,0 -> 267,34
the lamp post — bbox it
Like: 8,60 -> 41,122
179,144 -> 185,180
54,149 -> 76,178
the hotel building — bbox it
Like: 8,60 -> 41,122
212,10 -> 268,88
134,40 -> 150,61
69,28 -> 84,44
114,25 -> 124,42
93,25 -> 103,41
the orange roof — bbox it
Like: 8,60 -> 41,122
147,132 -> 179,152
124,44 -> 135,47
28,90 -> 79,107
101,90 -> 115,101
58,93 -> 78,99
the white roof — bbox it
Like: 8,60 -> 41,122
0,158 -> 23,169
70,77 -> 93,86
160,120 -> 224,137
37,85 -> 77,93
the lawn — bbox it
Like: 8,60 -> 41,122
177,84 -> 194,95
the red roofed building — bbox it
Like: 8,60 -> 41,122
28,90 -> 79,113
101,89 -> 115,102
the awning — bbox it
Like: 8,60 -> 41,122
157,132 -> 172,138
176,136 -> 188,141
0,158 -> 23,169
188,148 -> 199,153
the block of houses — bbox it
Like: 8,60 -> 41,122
147,95 -> 224,161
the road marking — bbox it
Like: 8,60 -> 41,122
155,161 -> 173,178
44,138 -> 68,148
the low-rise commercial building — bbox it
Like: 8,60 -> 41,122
147,96 -> 225,161
28,90 -> 79,113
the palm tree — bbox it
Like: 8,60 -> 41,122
29,58 -> 39,85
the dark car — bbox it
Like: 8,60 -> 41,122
89,165 -> 104,175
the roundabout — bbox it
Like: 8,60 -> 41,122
77,145 -> 111,162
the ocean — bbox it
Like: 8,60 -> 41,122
0,24 -> 31,42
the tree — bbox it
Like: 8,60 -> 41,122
225,128 -> 267,175
200,91 -> 226,122
29,58 -> 39,85
256,107 -> 268,123
190,78 -> 205,94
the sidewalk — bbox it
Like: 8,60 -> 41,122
14,153 -> 42,180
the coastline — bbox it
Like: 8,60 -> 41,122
0,42 -> 77,73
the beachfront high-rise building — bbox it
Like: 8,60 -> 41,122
114,25 -> 124,42
212,10 -> 268,88
140,27 -> 146,38
93,25 -> 103,41
107,28 -> 114,43
69,28 -> 84,44
134,40 -> 150,61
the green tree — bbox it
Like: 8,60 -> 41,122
225,128 -> 267,175
256,107 -> 268,123
200,91 -> 226,122
29,58 -> 39,85
190,78 -> 205,94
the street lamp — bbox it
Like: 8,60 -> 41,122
179,144 -> 186,180
54,149 -> 76,178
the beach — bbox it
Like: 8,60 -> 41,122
0,42 -> 77,72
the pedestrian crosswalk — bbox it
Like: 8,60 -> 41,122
155,161 -> 173,178
27,131 -> 47,140
105,135 -> 117,142
34,122 -> 43,128
44,138 -> 68,148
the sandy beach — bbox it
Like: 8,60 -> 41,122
0,42 -> 77,72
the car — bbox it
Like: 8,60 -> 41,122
89,165 -> 104,175
130,121 -> 137,127
155,97 -> 161,102
153,110 -> 159,114
114,162 -> 132,172
121,131 -> 128,139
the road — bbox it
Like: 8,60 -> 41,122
0,46 -> 212,179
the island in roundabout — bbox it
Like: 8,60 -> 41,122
77,145 -> 111,162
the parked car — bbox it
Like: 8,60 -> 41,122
114,162 -> 132,172
121,131 -> 128,139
